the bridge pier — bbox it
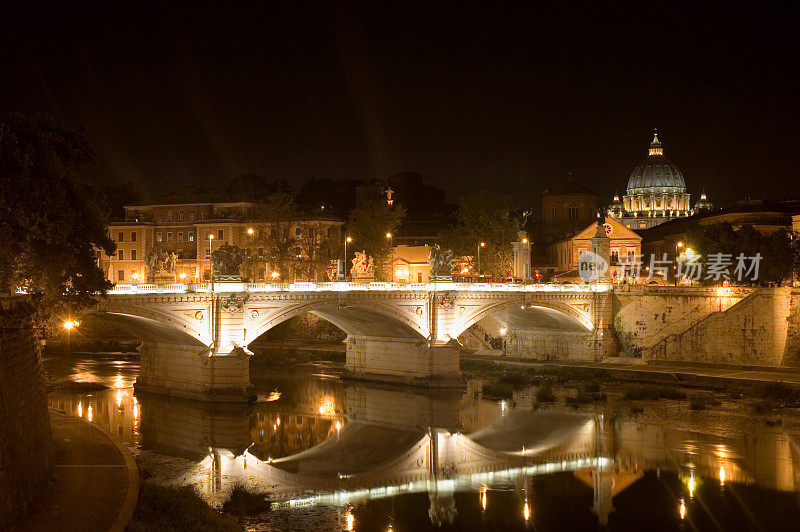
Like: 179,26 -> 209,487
343,336 -> 462,387
135,341 -> 255,403
592,288 -> 617,361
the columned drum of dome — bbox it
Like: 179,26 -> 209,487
609,131 -> 705,230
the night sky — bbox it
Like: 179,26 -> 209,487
2,4 -> 799,209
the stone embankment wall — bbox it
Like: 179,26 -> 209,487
0,298 -> 54,529
616,287 -> 800,367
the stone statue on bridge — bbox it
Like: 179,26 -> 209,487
429,245 -> 455,281
211,244 -> 246,279
145,247 -> 178,282
350,251 -> 374,281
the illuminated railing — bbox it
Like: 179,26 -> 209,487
106,281 -> 613,295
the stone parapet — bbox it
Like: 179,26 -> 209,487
0,297 -> 54,528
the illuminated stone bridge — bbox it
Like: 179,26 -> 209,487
96,281 -> 613,400
95,282 -> 800,401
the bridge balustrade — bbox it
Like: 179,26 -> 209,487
106,281 -> 611,294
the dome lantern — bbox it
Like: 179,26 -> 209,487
648,129 -> 663,157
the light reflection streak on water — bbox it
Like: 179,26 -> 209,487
272,457 -> 614,509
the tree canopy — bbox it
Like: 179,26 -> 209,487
685,222 -> 795,285
438,192 -> 519,279
244,191 -> 340,281
346,197 -> 405,281
0,113 -> 115,321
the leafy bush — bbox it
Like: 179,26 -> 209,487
689,398 -> 707,410
222,486 -> 271,517
126,483 -> 240,532
460,359 -> 501,372
537,381 -> 556,403
497,369 -> 538,388
760,382 -> 800,403
583,381 -> 602,394
750,399 -> 775,414
482,381 -> 514,400
689,394 -> 722,410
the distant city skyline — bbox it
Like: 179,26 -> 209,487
2,4 -> 799,210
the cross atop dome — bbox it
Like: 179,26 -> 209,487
648,129 -> 663,156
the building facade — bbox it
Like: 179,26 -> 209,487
390,245 -> 432,283
102,197 -> 343,283
608,131 -> 711,230
549,217 -> 641,281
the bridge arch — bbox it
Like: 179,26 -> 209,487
85,311 -> 209,347
245,298 -> 429,346
96,297 -> 213,346
451,299 -> 594,340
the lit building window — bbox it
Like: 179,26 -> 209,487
188,231 -> 194,242
156,232 -> 163,242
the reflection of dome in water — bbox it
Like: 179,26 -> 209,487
626,132 -> 687,194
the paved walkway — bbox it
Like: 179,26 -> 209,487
464,355 -> 800,388
18,411 -> 138,532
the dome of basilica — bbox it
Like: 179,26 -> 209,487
626,132 -> 686,194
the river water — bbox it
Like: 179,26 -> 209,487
43,353 -> 800,531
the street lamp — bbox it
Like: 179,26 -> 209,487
246,227 -> 256,280
63,318 -> 79,355
208,233 -> 214,291
675,241 -> 684,285
477,242 -> 486,276
386,233 -> 394,282
344,236 -> 352,281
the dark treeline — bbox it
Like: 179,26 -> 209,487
686,223 -> 798,285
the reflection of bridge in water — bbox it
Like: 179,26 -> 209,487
79,379 -> 795,527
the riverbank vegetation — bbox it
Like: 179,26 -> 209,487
464,358 -> 800,420
126,483 -> 270,532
